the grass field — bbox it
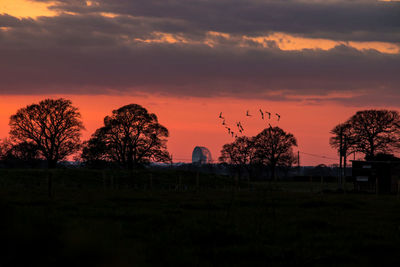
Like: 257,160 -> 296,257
1,169 -> 400,266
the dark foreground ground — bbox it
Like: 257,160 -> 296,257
0,169 -> 399,266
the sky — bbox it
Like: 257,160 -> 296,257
0,0 -> 399,165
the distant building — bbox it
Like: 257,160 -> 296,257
192,146 -> 212,164
352,160 -> 400,194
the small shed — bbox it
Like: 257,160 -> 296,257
352,160 -> 400,194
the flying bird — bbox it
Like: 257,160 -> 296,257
236,121 -> 244,132
265,111 -> 271,119
222,120 -> 226,125
236,121 -> 242,130
246,110 -> 251,117
275,113 -> 281,121
259,109 -> 264,120
219,112 -> 224,119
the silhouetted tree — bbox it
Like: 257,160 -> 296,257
253,127 -> 297,180
9,98 -> 84,168
80,138 -> 109,168
330,122 -> 357,159
219,136 -> 256,165
219,136 -> 257,178
331,110 -> 400,159
0,138 -> 40,161
0,138 -> 42,168
82,104 -> 171,169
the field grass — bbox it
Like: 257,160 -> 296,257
1,169 -> 400,266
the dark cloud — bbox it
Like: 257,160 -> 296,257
31,0 -> 400,42
0,1 -> 399,106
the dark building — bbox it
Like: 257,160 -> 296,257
352,160 -> 400,194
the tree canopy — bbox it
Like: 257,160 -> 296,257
219,136 -> 256,165
219,127 -> 297,180
8,98 -> 84,168
254,127 -> 297,180
330,110 -> 400,159
81,104 -> 171,168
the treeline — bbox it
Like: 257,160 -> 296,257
1,98 -> 400,177
0,99 -> 170,169
213,110 -> 400,180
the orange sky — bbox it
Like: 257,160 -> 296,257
0,94 -> 370,166
1,1 -> 399,166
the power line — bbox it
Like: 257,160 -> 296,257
174,152 -> 338,162
299,151 -> 338,161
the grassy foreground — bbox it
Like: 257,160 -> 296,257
0,169 -> 400,266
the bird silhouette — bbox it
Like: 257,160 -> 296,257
222,120 -> 226,125
238,124 -> 244,133
275,113 -> 281,121
219,112 -> 224,120
265,111 -> 271,119
236,121 -> 244,132
259,109 -> 264,120
246,110 -> 251,116
226,127 -> 231,134
231,131 -> 234,137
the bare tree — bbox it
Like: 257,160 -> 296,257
9,98 -> 84,168
253,127 -> 297,180
219,136 -> 257,178
82,104 -> 171,168
331,110 -> 400,159
330,122 -> 357,158
219,136 -> 256,165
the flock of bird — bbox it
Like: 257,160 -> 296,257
219,109 -> 281,138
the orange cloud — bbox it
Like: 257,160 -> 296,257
134,30 -> 400,54
0,0 -> 56,18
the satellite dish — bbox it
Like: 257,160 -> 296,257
192,146 -> 212,164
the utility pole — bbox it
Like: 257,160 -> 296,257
343,135 -> 347,191
339,127 -> 343,190
298,150 -> 300,176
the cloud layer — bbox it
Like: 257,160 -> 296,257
0,0 -> 399,105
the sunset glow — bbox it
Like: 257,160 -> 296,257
0,0 -> 55,18
1,0 -> 399,166
0,94 -> 377,165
